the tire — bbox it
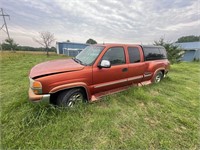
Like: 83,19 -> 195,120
57,88 -> 86,107
153,71 -> 163,83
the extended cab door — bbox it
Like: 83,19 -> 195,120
92,46 -> 128,94
126,46 -> 146,84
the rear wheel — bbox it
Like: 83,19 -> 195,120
57,88 -> 86,107
153,71 -> 163,83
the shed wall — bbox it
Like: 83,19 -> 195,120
56,42 -> 89,56
182,50 -> 195,61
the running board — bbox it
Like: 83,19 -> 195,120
90,80 -> 152,101
91,85 -> 133,101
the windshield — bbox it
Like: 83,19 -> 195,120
75,46 -> 104,65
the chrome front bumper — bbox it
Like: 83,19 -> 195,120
28,88 -> 50,104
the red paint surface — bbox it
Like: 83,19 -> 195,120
29,44 -> 170,101
29,59 -> 84,78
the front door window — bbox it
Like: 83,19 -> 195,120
102,47 -> 125,65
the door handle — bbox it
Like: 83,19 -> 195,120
122,68 -> 128,72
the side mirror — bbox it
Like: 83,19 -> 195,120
99,60 -> 111,68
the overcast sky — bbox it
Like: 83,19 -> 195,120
0,0 -> 199,47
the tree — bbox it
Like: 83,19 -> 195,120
86,38 -> 97,44
2,38 -> 18,51
154,38 -> 183,64
34,31 -> 55,56
176,35 -> 200,43
50,46 -> 56,52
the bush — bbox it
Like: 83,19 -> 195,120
154,38 -> 183,64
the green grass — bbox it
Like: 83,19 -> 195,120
0,52 -> 200,149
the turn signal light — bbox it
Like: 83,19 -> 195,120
33,81 -> 42,88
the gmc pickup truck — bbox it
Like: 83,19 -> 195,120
29,44 -> 170,107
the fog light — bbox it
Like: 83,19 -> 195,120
33,89 -> 39,94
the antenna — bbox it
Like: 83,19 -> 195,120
0,8 -> 10,39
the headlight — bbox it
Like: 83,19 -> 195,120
29,78 -> 42,94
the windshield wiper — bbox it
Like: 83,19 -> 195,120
72,58 -> 87,66
73,57 -> 81,64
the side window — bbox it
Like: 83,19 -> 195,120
102,47 -> 125,65
159,48 -> 167,59
128,47 -> 141,63
143,47 -> 163,60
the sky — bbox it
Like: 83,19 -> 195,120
0,0 -> 199,47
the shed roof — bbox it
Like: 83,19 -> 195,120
174,41 -> 200,50
56,42 -> 90,45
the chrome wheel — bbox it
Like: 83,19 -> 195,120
67,92 -> 83,107
154,71 -> 163,83
57,88 -> 86,107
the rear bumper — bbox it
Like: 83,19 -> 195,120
28,88 -> 50,104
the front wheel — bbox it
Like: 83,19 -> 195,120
153,71 -> 163,83
57,88 -> 86,107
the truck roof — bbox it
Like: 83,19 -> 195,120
95,43 -> 164,48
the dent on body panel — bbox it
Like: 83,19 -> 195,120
38,67 -> 93,93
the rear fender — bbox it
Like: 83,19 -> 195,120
151,67 -> 166,82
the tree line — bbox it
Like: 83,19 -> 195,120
1,32 -> 56,53
1,43 -> 56,52
176,35 -> 200,43
1,34 -> 199,63
1,32 -> 97,55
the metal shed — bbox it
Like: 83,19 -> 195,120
175,41 -> 200,61
56,42 -> 89,57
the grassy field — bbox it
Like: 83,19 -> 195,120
0,52 -> 199,149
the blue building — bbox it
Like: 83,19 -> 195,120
175,41 -> 200,61
56,42 -> 89,57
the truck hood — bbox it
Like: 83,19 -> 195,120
29,58 -> 84,79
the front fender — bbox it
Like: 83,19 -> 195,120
49,82 -> 91,100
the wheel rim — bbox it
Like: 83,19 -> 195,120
67,92 -> 83,107
155,73 -> 162,83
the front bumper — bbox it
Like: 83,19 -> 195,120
28,88 -> 50,104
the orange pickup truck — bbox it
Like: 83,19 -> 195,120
29,44 -> 170,107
